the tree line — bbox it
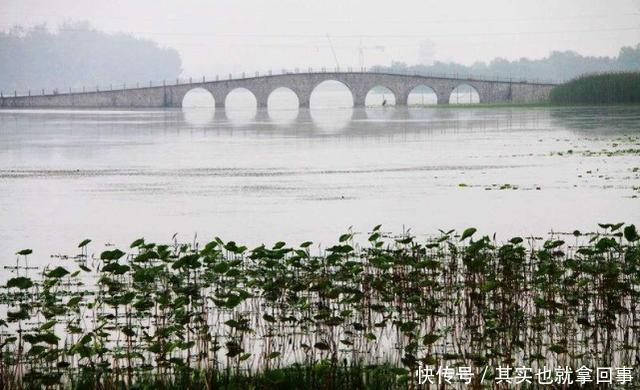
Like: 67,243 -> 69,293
0,22 -> 182,94
372,45 -> 640,83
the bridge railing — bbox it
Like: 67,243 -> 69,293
1,68 -> 560,99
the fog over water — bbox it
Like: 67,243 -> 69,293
0,88 -> 638,273
1,0 -> 639,78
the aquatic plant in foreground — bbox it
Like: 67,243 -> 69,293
0,223 -> 639,389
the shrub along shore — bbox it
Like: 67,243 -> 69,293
1,223 -> 639,389
550,72 -> 640,105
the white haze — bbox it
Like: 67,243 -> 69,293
0,0 -> 639,77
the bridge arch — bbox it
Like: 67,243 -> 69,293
407,85 -> 438,105
365,85 -> 396,106
449,83 -> 480,104
181,87 -> 215,108
267,87 -> 299,124
267,87 -> 300,110
310,80 -> 354,109
225,87 -> 258,109
225,87 -> 257,124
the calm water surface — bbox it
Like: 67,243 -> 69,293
1,95 -> 639,271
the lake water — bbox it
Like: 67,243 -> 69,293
0,89 -> 639,273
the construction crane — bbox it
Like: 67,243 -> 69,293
325,33 -> 341,69
357,38 -> 385,70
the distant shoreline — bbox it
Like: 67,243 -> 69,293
383,102 -> 640,109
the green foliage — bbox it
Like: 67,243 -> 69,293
550,72 -> 640,104
46,266 -> 69,278
100,249 -> 126,261
460,227 -> 477,241
1,223 -> 639,388
624,224 -> 639,242
6,276 -> 33,289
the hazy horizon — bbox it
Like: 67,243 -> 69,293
1,0 -> 638,77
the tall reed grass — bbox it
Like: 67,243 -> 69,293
550,72 -> 640,104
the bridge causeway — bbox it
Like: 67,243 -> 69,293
0,70 -> 557,109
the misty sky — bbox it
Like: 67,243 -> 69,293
1,0 -> 639,77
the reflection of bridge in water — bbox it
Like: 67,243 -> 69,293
183,105 -> 543,134
0,70 -> 557,109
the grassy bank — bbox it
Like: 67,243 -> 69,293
406,101 -> 640,109
1,223 -> 639,388
550,72 -> 640,104
403,102 -> 552,109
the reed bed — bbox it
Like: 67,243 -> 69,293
550,72 -> 640,104
0,223 -> 639,389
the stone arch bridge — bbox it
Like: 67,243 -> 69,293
0,71 -> 556,109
